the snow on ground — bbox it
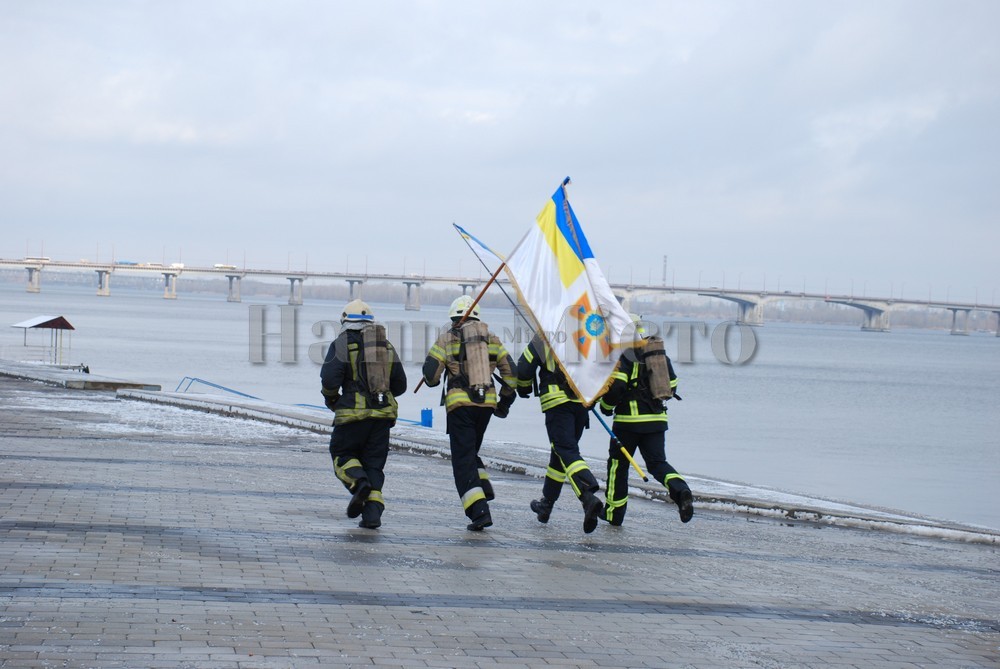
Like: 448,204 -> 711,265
6,385 -> 307,443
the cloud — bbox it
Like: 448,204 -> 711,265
811,93 -> 949,161
0,1 -> 998,299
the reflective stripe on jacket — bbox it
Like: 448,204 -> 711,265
516,334 -> 581,412
598,348 -> 678,428
320,327 -> 407,425
422,322 -> 517,413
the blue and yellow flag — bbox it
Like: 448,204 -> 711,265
503,179 -> 633,406
453,223 -> 504,270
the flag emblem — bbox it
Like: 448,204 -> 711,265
571,293 -> 612,360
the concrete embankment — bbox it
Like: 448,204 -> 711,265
4,356 -> 997,543
0,358 -> 161,391
115,386 -> 1000,546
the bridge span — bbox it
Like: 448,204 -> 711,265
611,285 -> 999,336
1,258 -> 488,308
3,258 -> 998,335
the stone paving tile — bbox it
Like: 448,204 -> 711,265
1,377 -> 999,669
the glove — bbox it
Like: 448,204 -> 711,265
494,394 -> 514,419
600,404 -> 614,417
516,387 -> 532,399
323,391 -> 339,412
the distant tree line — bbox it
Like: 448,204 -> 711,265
1,270 -> 996,332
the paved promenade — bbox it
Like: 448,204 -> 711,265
1,376 -> 998,668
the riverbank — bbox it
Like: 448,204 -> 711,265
4,284 -> 998,530
2,357 -> 997,545
117,387 -> 1000,545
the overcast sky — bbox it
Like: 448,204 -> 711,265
1,2 -> 997,302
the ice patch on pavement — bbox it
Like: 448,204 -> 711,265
5,387 -> 305,442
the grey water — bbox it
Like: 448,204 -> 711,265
2,282 -> 998,531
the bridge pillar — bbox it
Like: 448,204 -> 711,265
162,272 -> 178,300
403,281 -> 422,311
699,291 -> 766,326
737,301 -> 764,326
948,308 -> 971,336
287,277 -> 305,306
459,283 -> 477,296
25,267 -> 41,293
95,269 -> 111,297
861,307 -> 890,332
825,298 -> 891,332
226,275 -> 242,303
346,279 -> 364,300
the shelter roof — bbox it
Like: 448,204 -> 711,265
11,315 -> 75,330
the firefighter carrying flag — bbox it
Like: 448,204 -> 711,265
505,178 -> 634,533
503,178 -> 633,407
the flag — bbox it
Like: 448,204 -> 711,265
453,223 -> 504,271
453,223 -> 534,331
503,178 -> 633,406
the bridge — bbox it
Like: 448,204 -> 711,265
2,258 -> 492,310
617,285 -> 1000,336
3,258 -> 998,336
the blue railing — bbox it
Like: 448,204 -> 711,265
175,377 -> 432,427
174,377 -> 260,399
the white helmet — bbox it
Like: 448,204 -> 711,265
341,299 -> 374,324
449,295 -> 480,321
629,313 -> 648,339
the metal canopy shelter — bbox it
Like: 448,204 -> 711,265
11,315 -> 75,364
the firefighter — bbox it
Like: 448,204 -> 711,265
598,316 -> 693,525
320,299 -> 407,530
517,333 -> 604,534
422,295 -> 517,531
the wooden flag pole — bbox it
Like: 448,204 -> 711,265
414,262 -> 506,393
591,407 -> 649,482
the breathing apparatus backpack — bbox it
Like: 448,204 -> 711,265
638,336 -> 674,401
457,321 -> 493,404
360,324 -> 392,409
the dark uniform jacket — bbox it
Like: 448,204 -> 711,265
598,344 -> 678,433
516,334 -> 581,411
422,320 -> 517,413
321,325 -> 407,426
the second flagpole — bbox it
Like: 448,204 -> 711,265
413,262 -> 506,394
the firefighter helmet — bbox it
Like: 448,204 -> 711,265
630,313 -> 648,339
449,295 -> 480,321
341,299 -> 375,324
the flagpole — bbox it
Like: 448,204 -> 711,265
559,177 -> 586,259
591,408 -> 649,482
453,223 -> 533,332
455,262 -> 505,328
413,262 -> 506,394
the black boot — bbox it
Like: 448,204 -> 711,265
530,498 -> 554,523
358,501 -> 382,529
467,511 -> 493,532
581,493 -> 603,534
346,480 -> 371,519
676,489 -> 694,523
